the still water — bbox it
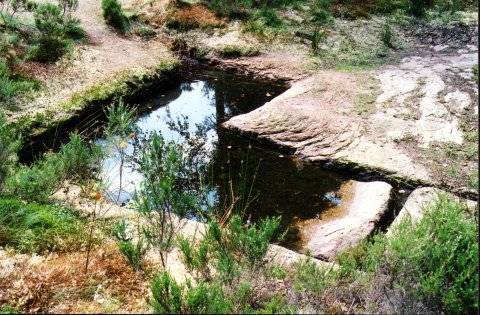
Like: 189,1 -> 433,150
98,69 -> 352,251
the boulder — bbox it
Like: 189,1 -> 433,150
389,187 -> 477,232
304,181 -> 392,260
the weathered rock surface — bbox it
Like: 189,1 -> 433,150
389,187 -> 478,232
223,73 -> 432,185
303,181 -> 392,260
223,47 -> 478,194
373,51 -> 478,147
265,244 -> 337,270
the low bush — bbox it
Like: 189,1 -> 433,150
0,112 -> 20,190
28,2 -> 78,62
0,60 -> 39,103
101,0 -> 130,33
0,197 -> 86,253
218,44 -> 259,58
337,194 -> 478,313
4,133 -> 101,202
380,21 -> 395,48
243,8 -> 285,38
149,213 -> 284,312
113,219 -> 148,271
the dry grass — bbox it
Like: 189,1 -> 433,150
0,243 -> 151,313
165,3 -> 226,30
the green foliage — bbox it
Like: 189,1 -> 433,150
204,0 -> 254,18
101,0 -> 129,33
254,295 -> 297,314
0,304 -> 20,314
338,195 -> 478,313
113,219 -> 147,271
380,21 -> 395,48
150,271 -> 233,314
4,133 -> 101,202
243,8 -> 286,38
0,59 -> 38,103
105,100 -> 137,138
227,215 -> 282,265
27,35 -> 72,62
63,17 -> 86,40
218,44 -> 259,58
293,258 -> 335,294
310,0 -> 333,25
133,132 -> 204,267
184,281 -> 233,313
0,197 -> 85,253
178,236 -> 210,277
150,272 -> 183,314
0,112 -> 20,190
409,0 -> 434,16
265,265 -> 287,279
28,2 -> 79,62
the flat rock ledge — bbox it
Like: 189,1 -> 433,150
389,187 -> 478,232
305,181 -> 392,260
223,73 -> 432,186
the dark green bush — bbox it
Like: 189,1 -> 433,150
409,0 -> 434,16
63,17 -> 87,40
380,21 -> 395,48
150,271 -> 233,314
28,3 -> 76,62
218,44 -> 259,58
101,0 -> 130,33
0,197 -> 85,253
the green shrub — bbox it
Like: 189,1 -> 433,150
409,0 -> 434,16
5,133 -> 101,202
150,272 -> 183,313
226,215 -> 282,266
28,3 -> 74,62
293,258 -> 335,294
101,0 -> 130,33
0,60 -> 38,103
63,17 -> 87,40
310,0 -> 333,25
242,7 -> 286,38
265,265 -> 287,279
255,295 -> 297,314
113,219 -> 147,271
0,112 -> 19,191
0,197 -> 85,253
380,21 -> 395,48
185,281 -> 233,313
338,194 -> 478,313
150,271 -> 233,314
28,36 -> 72,62
218,44 -> 259,58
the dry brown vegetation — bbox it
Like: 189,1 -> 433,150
0,243 -> 150,313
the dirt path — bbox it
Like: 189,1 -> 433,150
10,0 -> 172,119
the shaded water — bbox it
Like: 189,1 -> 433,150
98,69 -> 354,251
